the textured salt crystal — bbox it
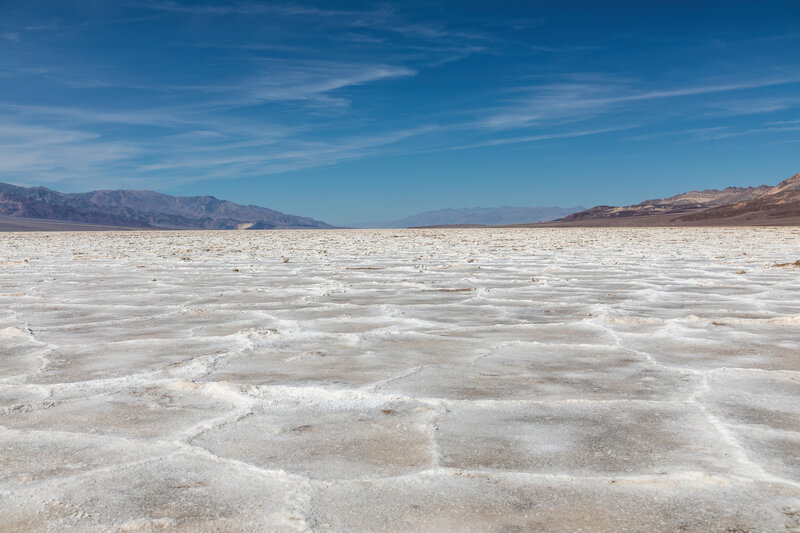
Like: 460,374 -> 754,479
0,227 -> 798,531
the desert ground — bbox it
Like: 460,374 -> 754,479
1,228 -> 799,532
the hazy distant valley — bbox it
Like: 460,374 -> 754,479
381,205 -> 585,227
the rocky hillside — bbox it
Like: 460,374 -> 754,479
675,172 -> 800,223
561,185 -> 771,221
0,182 -> 332,230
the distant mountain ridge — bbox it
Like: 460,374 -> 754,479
5,171 -> 798,231
390,206 -> 585,228
0,182 -> 333,230
556,171 -> 800,226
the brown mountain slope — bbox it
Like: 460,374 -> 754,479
762,171 -> 800,195
675,172 -> 800,223
561,185 -> 770,221
549,172 -> 800,226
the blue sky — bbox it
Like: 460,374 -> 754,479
1,1 -> 799,226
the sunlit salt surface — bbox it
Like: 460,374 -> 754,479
1,227 -> 799,532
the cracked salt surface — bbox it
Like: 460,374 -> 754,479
1,227 -> 799,532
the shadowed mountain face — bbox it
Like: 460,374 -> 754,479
0,183 -> 333,230
558,172 -> 800,225
390,206 -> 585,228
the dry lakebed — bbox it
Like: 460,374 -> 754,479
1,227 -> 799,532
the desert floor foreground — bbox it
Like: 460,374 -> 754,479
1,228 -> 799,532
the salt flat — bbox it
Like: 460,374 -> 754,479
1,227 -> 799,532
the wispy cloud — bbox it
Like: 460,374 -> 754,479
472,126 -> 635,148
0,120 -> 139,183
3,66 -> 121,89
677,124 -> 800,143
101,124 -> 442,189
4,1 -> 486,115
485,76 -> 800,129
1,102 -> 218,129
233,62 -> 416,105
2,0 -> 797,208
23,22 -> 60,31
706,96 -> 800,116
135,1 -> 492,55
628,124 -> 800,143
404,126 -> 633,155
0,94 -> 439,188
768,119 -> 800,125
626,126 -> 728,142
4,58 -> 415,112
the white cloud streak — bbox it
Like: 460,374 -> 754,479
486,77 -> 800,129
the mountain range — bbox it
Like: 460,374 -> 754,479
0,182 -> 332,231
2,171 -> 799,231
548,171 -> 800,226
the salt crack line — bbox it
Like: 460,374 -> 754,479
365,365 -> 427,392
168,440 -> 318,531
601,318 -> 800,489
